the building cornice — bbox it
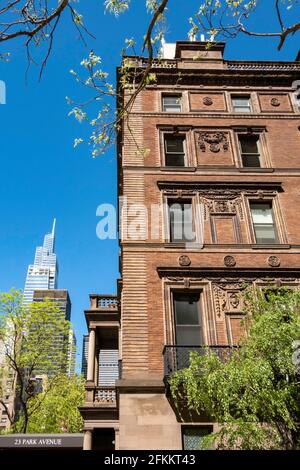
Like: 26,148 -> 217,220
157,180 -> 283,191
156,266 -> 300,279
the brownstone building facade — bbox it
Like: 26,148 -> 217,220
80,41 -> 300,450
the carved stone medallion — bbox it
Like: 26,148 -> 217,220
268,256 -> 280,267
270,97 -> 280,107
203,96 -> 213,106
224,255 -> 236,267
178,255 -> 191,267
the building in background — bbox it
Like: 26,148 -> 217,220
33,289 -> 76,377
80,40 -> 300,450
81,335 -> 89,380
67,328 -> 77,377
23,219 -> 58,305
1,222 -> 76,431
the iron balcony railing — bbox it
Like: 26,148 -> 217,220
163,345 -> 237,377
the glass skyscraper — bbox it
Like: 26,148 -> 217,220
23,219 -> 58,304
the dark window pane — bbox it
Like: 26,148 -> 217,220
239,135 -> 259,154
239,135 -> 261,167
169,202 -> 194,242
174,293 -> 200,325
176,327 -> 201,346
165,136 -> 185,167
242,154 -> 261,167
165,153 -> 185,167
174,293 -> 202,346
165,137 -> 184,153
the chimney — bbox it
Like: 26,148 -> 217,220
175,41 -> 225,60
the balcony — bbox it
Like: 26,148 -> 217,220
94,386 -> 116,405
163,345 -> 237,377
97,295 -> 119,310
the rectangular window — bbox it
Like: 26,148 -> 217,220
162,95 -> 181,112
168,200 -> 194,242
239,134 -> 261,167
164,136 -> 186,167
232,95 -> 251,113
250,202 -> 277,244
182,426 -> 213,450
173,293 -> 202,346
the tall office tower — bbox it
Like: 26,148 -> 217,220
80,41 -> 300,450
32,289 -> 75,376
23,220 -> 58,304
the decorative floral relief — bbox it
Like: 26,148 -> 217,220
198,132 -> 229,153
212,283 -> 247,319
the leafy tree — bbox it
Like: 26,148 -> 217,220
190,1 -> 300,50
169,288 -> 300,450
0,289 -> 71,433
0,1 -> 299,156
26,374 -> 85,433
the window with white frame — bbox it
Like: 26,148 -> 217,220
164,135 -> 186,167
232,95 -> 252,113
238,134 -> 261,167
250,202 -> 278,244
162,95 -> 182,112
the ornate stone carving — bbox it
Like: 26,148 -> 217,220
212,282 -> 247,319
228,292 -> 240,309
268,256 -> 281,267
198,190 -> 244,221
166,277 -> 185,283
164,189 -> 196,198
198,132 -> 229,153
224,255 -> 236,267
203,96 -> 213,106
165,277 -> 195,286
178,255 -> 191,267
215,201 -> 228,213
270,97 -> 280,107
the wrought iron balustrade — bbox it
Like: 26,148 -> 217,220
163,345 -> 237,377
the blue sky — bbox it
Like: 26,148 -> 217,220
0,0 -> 299,370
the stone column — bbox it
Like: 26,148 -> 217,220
114,428 -> 120,450
83,430 -> 93,450
87,328 -> 96,382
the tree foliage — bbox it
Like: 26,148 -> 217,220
0,289 -> 72,433
190,1 -> 300,50
169,288 -> 300,450
26,374 -> 85,433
